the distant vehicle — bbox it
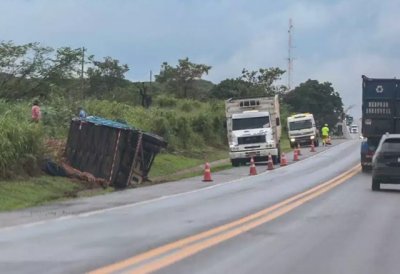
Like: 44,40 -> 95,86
350,124 -> 358,133
225,96 -> 281,166
371,133 -> 400,191
287,113 -> 318,148
361,75 -> 400,172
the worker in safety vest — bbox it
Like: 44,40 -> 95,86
321,124 -> 329,146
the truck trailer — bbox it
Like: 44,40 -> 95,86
361,75 -> 400,171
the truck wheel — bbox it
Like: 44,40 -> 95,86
315,140 -> 319,147
372,177 -> 380,191
231,159 -> 240,167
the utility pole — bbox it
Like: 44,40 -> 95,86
149,70 -> 152,88
287,18 -> 294,91
80,47 -> 86,97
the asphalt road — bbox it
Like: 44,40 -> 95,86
3,138 -> 397,274
159,172 -> 400,274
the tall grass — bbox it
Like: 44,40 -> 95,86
85,98 -> 227,152
0,101 -> 44,178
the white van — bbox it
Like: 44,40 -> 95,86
350,125 -> 358,133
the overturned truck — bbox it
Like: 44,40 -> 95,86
64,116 -> 167,188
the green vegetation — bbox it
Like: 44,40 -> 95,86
0,40 -> 344,210
283,80 -> 344,128
149,154 -> 205,178
149,148 -> 228,178
0,176 -> 87,211
0,101 -> 44,178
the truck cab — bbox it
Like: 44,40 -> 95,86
287,113 -> 318,148
226,96 -> 281,166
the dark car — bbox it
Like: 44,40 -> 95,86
371,133 -> 400,191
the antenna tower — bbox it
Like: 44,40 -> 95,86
288,19 -> 294,91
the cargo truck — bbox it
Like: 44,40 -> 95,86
225,96 -> 281,167
287,113 -> 319,148
361,75 -> 400,172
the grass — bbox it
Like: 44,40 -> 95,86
166,162 -> 232,182
148,161 -> 232,184
280,137 -> 291,152
149,148 -> 228,178
0,176 -> 113,211
148,154 -> 204,178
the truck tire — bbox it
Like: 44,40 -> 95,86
231,159 -> 240,167
372,177 -> 380,191
315,140 -> 319,147
362,165 -> 369,173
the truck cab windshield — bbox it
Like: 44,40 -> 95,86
232,116 -> 270,130
289,120 -> 312,131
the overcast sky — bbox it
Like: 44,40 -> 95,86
1,0 -> 399,117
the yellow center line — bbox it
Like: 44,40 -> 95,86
89,165 -> 361,274
126,166 -> 360,274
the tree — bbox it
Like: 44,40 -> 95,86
46,47 -> 83,82
155,57 -> 211,99
210,78 -> 252,99
0,41 -> 53,98
87,56 -> 129,96
240,67 -> 286,96
283,79 -> 344,128
0,41 -> 86,99
211,67 -> 286,99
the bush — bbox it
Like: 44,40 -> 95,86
180,102 -> 192,112
155,95 -> 178,108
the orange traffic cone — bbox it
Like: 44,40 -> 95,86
249,157 -> 257,175
297,144 -> 302,155
267,154 -> 274,170
293,149 -> 299,161
202,162 -> 213,182
310,141 -> 316,152
280,153 -> 287,166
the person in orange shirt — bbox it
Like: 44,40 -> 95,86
31,100 -> 41,122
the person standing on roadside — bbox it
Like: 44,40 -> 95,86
31,100 -> 41,123
321,123 -> 329,146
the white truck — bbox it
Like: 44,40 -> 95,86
287,113 -> 319,148
225,96 -> 281,167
